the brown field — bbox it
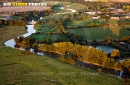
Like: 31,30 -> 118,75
0,6 -> 50,16
0,26 -> 27,46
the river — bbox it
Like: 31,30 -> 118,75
96,46 -> 114,54
4,25 -> 36,48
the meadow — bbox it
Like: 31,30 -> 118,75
45,1 -> 87,10
0,26 -> 27,46
0,47 -> 124,85
28,34 -> 69,42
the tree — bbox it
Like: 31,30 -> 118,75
14,37 -> 19,44
0,19 -> 2,24
106,36 -> 112,44
8,20 -> 14,26
121,59 -> 130,73
110,49 -> 120,58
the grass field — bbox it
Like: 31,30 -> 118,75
67,3 -> 87,10
52,7 -> 71,13
0,26 -> 27,46
43,14 -> 66,21
27,34 -> 69,42
11,16 -> 23,20
0,47 -> 124,85
65,20 -> 87,27
44,1 -> 71,5
44,1 -> 87,11
0,16 -> 4,18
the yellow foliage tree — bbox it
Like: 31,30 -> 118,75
106,36 -> 112,44
110,49 -> 120,58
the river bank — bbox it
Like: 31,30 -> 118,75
39,49 -> 128,79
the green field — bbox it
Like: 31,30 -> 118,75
44,1 -> 87,11
0,47 -> 124,85
11,16 -> 23,20
65,20 -> 87,27
52,7 -> 71,13
27,34 -> 69,42
42,14 -> 66,21
0,16 -> 4,18
36,26 -> 56,33
44,1 -> 71,5
67,3 -> 87,10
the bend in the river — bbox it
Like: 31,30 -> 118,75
4,25 -> 36,48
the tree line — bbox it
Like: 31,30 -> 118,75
39,42 -> 121,70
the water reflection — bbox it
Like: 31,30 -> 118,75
103,26 -> 122,36
67,26 -> 130,40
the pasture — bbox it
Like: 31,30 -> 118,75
0,47 -> 124,85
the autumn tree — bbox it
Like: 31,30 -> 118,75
121,59 -> 130,73
110,49 -> 120,58
8,20 -> 14,26
106,36 -> 112,44
121,36 -> 130,42
14,37 -> 20,44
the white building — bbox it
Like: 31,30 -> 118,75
86,12 -> 96,15
110,17 -> 119,20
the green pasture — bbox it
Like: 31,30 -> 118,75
27,34 -> 69,42
52,6 -> 71,13
0,47 -> 124,85
67,3 -> 87,10
43,14 -> 66,21
11,16 -> 23,20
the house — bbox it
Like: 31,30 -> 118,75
92,16 -> 100,19
125,16 -> 130,19
86,11 -> 96,15
124,14 -> 130,19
